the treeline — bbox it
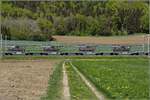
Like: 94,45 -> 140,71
1,1 -> 149,41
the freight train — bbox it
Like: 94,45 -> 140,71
3,44 -> 149,56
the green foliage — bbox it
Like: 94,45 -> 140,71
1,18 -> 42,40
54,17 -> 67,35
86,16 -> 99,36
72,58 -> 149,99
140,3 -> 149,33
1,3 -> 33,18
97,15 -> 112,36
37,18 -> 53,34
30,34 -> 47,41
1,1 -> 149,40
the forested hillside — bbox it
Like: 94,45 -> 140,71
1,1 -> 149,41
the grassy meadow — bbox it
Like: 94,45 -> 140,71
71,58 -> 149,99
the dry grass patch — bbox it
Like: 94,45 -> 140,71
0,60 -> 58,100
53,35 -> 148,44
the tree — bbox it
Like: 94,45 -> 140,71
53,17 -> 67,35
140,3 -> 149,33
2,18 -> 42,40
1,1 -> 149,39
37,18 -> 53,33
86,16 -> 99,36
97,15 -> 112,36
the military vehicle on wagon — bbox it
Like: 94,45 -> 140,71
112,45 -> 130,55
79,45 -> 96,55
5,45 -> 25,55
42,46 -> 60,55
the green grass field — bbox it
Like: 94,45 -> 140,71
1,56 -> 149,100
72,58 -> 149,99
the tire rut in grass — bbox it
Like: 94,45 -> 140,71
62,62 -> 71,100
70,62 -> 106,100
66,61 -> 98,100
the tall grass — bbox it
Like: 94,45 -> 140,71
41,62 -> 63,100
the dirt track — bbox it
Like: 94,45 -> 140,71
62,62 -> 70,100
54,35 -> 149,44
0,60 -> 58,100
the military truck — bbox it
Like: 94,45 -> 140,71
5,45 -> 25,55
42,46 -> 60,55
112,45 -> 130,54
79,45 -> 96,55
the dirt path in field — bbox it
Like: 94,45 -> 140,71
70,62 -> 106,100
62,62 -> 70,100
0,60 -> 58,100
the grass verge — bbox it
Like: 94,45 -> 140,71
2,55 -> 148,60
41,62 -> 63,100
